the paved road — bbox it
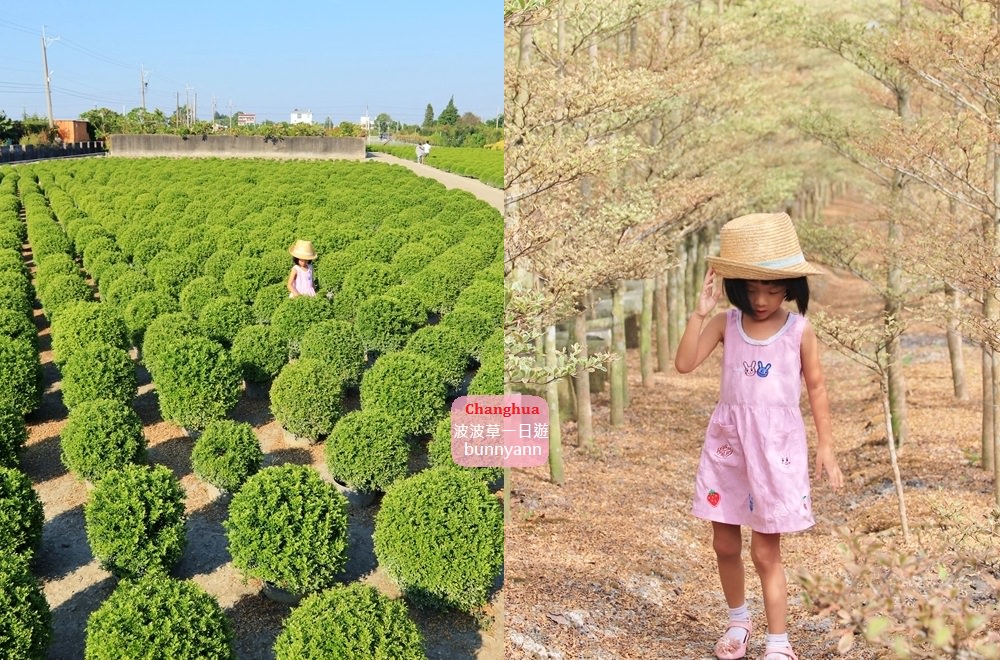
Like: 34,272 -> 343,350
367,151 -> 503,212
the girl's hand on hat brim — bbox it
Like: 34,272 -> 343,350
696,267 -> 722,317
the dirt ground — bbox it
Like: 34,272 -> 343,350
503,198 -> 999,659
17,157 -> 505,660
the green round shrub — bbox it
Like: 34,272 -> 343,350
85,573 -> 233,660
38,273 -> 92,320
0,307 -> 36,347
333,263 -> 400,320
467,356 -> 503,396
0,404 -> 27,468
50,301 -> 129,367
441,307 -> 495,357
0,466 -> 44,557
102,270 -> 154,309
0,553 -> 51,660
250,283 -> 288,324
0,337 -> 42,414
374,466 -> 503,612
223,256 -> 276,303
391,243 -> 436,280
95,260 -> 130,286
298,320 -> 365,385
72,223 -> 112,255
182,239 -> 216,266
179,276 -> 221,318
0,271 -> 33,308
131,237 -> 165,267
148,252 -> 199,298
409,263 -> 475,314
224,464 -> 348,594
454,279 -> 503,327
203,249 -> 237,281
353,296 -> 417,354
325,410 -> 409,493
383,285 -> 429,326
191,420 -> 262,493
270,359 -> 344,441
84,463 -> 186,579
60,343 -> 136,410
140,312 -> 202,376
60,398 -> 146,482
273,583 -> 425,660
198,296 -> 253,346
428,417 -> 503,488
81,237 -> 120,271
0,285 -> 32,319
270,295 -> 333,356
230,324 -> 287,382
405,325 -> 470,388
0,248 -> 25,275
123,290 -> 179,348
34,252 -> 78,292
155,336 -> 242,431
29,229 -> 72,263
360,352 -> 447,436
87,252 -> 128,287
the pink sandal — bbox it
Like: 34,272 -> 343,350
714,620 -> 751,659
758,647 -> 798,660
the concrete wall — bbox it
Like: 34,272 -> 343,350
108,134 -> 366,160
0,142 -> 106,164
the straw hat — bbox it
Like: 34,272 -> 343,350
706,212 -> 822,280
288,239 -> 317,261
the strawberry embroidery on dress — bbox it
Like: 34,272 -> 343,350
707,490 -> 720,507
715,444 -> 734,458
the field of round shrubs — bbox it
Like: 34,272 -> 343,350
0,157 -> 504,659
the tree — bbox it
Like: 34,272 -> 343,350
422,104 -> 435,128
0,111 -> 15,142
438,97 -> 459,125
375,112 -> 393,133
458,112 -> 482,127
337,121 -> 357,137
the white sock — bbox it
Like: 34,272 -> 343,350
726,604 -> 750,642
765,632 -> 789,651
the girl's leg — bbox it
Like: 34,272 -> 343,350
712,522 -> 745,607
712,522 -> 751,657
752,531 -> 799,658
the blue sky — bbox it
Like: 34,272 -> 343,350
0,3 -> 501,126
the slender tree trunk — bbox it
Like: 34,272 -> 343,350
545,324 -> 564,485
668,259 -> 685,356
881,373 -> 910,543
944,282 -> 967,400
886,60 -> 911,447
573,309 -> 594,449
984,128 -> 999,473
610,280 -> 626,427
992,110 -> 1000,499
655,272 -> 669,371
640,278 -> 654,386
685,233 -> 699,315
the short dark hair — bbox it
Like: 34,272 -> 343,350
723,277 -> 810,315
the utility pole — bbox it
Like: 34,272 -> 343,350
41,26 -> 59,128
228,100 -> 233,129
140,65 -> 150,111
184,84 -> 192,127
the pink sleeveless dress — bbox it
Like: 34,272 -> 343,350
293,264 -> 316,297
690,308 -> 815,534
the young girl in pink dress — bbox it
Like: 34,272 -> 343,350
674,213 -> 844,660
286,239 -> 317,298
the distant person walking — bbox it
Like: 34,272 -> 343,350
416,142 -> 424,164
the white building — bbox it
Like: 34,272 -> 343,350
290,109 -> 313,125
